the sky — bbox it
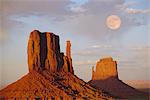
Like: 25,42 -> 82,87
0,0 -> 150,88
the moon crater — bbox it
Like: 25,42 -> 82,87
106,15 -> 121,30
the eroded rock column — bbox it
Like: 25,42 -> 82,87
66,40 -> 74,74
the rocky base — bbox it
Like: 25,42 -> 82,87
0,70 -> 112,99
90,57 -> 148,99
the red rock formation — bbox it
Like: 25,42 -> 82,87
92,57 -> 118,80
44,32 -> 60,72
0,30 -> 113,99
90,57 -> 147,99
28,30 -> 73,73
66,40 -> 71,58
65,40 -> 74,74
28,30 -> 41,72
28,30 -> 61,72
62,55 -> 70,72
0,70 -> 113,99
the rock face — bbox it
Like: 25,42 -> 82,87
90,57 -> 147,99
66,40 -> 71,58
28,30 -> 73,73
0,70 -> 113,99
65,40 -> 74,74
0,30 -> 113,99
92,57 -> 118,80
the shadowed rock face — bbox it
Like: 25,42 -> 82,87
28,30 -> 73,73
0,30 -> 113,99
90,57 -> 147,99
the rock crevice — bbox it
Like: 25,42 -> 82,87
28,30 -> 74,73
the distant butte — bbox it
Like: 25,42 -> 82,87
92,57 -> 118,80
89,57 -> 147,99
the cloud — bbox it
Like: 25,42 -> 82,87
73,45 -> 150,81
70,0 -> 88,6
69,6 -> 86,13
91,44 -> 112,48
1,0 -> 70,15
74,60 -> 96,65
125,8 -> 150,14
73,44 -> 117,57
67,0 -> 88,13
115,1 -> 150,27
73,51 -> 95,56
1,0 -> 149,66
0,0 -> 72,41
116,2 -> 150,14
128,46 -> 150,51
73,45 -> 150,67
1,0 -> 149,41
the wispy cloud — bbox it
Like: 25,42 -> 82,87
69,6 -> 86,13
128,46 -> 150,51
125,8 -> 150,14
73,51 -> 95,56
1,0 -> 148,41
74,60 -> 96,65
67,0 -> 87,13
116,1 -> 150,14
91,44 -> 112,48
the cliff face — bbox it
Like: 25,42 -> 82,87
65,40 -> 74,74
92,57 -> 118,80
0,30 -> 113,99
90,57 -> 146,99
28,30 -> 73,73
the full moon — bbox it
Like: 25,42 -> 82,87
106,15 -> 121,30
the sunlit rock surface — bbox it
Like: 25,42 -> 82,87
89,57 -> 148,99
0,30 -> 112,99
92,57 -> 118,80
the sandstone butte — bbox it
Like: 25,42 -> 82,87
27,30 -> 74,74
89,57 -> 148,99
0,30 -> 113,100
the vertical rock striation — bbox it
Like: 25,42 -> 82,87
92,57 -> 118,80
90,57 -> 145,99
44,32 -> 60,72
28,30 -> 41,72
28,30 -> 74,73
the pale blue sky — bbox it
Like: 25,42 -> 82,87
0,0 -> 149,88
